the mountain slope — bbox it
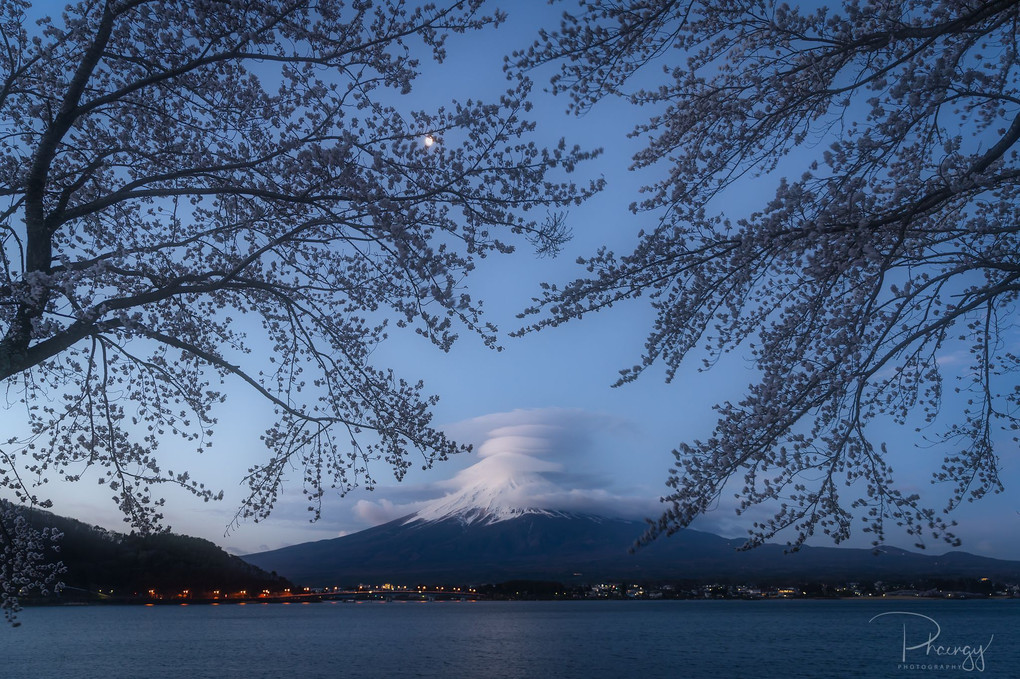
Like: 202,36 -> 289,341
244,511 -> 1020,586
10,504 -> 293,597
246,460 -> 1020,586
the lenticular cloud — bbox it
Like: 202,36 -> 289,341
353,408 -> 658,526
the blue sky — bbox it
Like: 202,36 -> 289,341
10,2 -> 1020,561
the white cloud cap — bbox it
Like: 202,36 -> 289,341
354,408 -> 660,526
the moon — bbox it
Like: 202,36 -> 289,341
423,135 -> 435,147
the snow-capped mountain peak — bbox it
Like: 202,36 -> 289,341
406,468 -> 571,526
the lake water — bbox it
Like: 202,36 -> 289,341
3,599 -> 1016,678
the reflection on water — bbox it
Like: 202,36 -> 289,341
5,599 -> 1018,679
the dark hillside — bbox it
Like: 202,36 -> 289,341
10,503 -> 291,600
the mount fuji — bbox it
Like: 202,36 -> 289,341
242,474 -> 1020,587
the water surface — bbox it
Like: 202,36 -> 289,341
4,599 -> 1016,678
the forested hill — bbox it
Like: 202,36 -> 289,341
10,504 -> 292,601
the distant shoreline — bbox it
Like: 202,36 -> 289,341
23,592 -> 1018,608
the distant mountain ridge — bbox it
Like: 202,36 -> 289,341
244,509 -> 1020,587
245,464 -> 1020,587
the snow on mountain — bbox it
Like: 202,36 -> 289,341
349,410 -> 663,528
405,451 -> 577,526
407,480 -> 574,526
